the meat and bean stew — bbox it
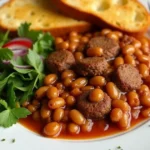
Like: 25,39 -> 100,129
20,29 -> 150,139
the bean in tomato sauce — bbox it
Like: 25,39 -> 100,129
20,29 -> 150,139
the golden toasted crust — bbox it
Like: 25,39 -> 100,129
0,0 -> 92,36
54,0 -> 149,34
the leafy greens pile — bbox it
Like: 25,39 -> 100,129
0,23 -> 54,127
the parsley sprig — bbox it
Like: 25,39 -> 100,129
0,23 -> 54,127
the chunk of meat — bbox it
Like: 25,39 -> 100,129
77,90 -> 112,120
46,50 -> 75,73
75,57 -> 109,76
115,64 -> 142,92
87,36 -> 120,59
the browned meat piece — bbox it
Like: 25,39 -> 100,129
115,64 -> 142,92
75,57 -> 109,76
87,36 -> 120,59
46,50 -> 75,73
77,90 -> 112,120
120,35 -> 136,47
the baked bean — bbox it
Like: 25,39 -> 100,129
141,108 -> 150,117
113,31 -> 123,38
80,36 -> 89,44
32,99 -> 40,107
81,119 -> 93,133
118,113 -> 130,129
124,55 -> 136,66
127,91 -> 140,107
140,95 -> 150,107
68,123 -> 80,134
44,74 -> 58,86
69,109 -> 85,125
69,31 -> 78,37
141,45 -> 149,54
89,89 -> 104,102
138,84 -> 149,96
48,97 -> 65,109
106,82 -> 119,99
66,96 -> 76,107
114,57 -> 124,68
61,70 -> 76,80
60,92 -> 70,99
43,122 -> 61,137
107,32 -> 119,41
101,29 -> 112,35
69,36 -> 80,43
112,99 -> 130,112
32,111 -> 41,121
138,64 -> 149,78
110,108 -> 123,122
81,86 -> 94,91
74,52 -> 84,61
62,110 -> 70,122
55,37 -> 63,45
53,108 -> 64,122
56,83 -> 65,90
122,45 -> 135,55
63,77 -> 73,87
89,76 -> 106,87
71,78 -> 87,89
140,38 -> 149,47
134,49 -> 143,57
59,41 -> 69,50
47,87 -> 59,99
40,104 -> 51,119
86,47 -> 103,57
132,40 -> 141,48
70,88 -> 82,97
69,42 -> 78,52
137,55 -> 149,63
27,104 -> 37,113
35,86 -> 49,99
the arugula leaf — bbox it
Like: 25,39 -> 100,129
0,108 -> 30,128
0,48 -> 13,62
0,31 -> 9,47
18,22 -> 41,41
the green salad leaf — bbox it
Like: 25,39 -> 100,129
0,22 -> 55,127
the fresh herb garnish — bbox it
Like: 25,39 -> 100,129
117,146 -> 121,149
12,139 -> 15,143
1,138 -> 5,141
0,22 -> 54,127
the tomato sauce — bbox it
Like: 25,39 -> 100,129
19,115 -> 148,140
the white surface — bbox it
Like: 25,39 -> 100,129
0,0 -> 150,150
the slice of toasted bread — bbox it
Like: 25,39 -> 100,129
0,0 -> 92,36
55,0 -> 149,33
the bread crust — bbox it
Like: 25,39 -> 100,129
54,0 -> 149,34
0,0 -> 92,36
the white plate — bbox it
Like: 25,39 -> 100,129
0,0 -> 150,150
